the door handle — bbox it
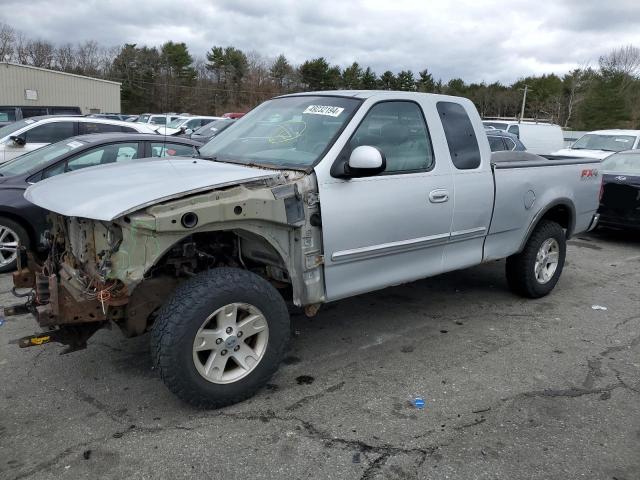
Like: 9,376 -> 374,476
429,189 -> 449,203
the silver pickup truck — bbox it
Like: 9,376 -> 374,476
5,91 -> 601,407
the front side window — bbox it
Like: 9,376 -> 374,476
572,134 -> 636,152
25,121 -> 75,143
348,101 -> 433,173
507,125 -> 520,138
199,95 -> 362,170
43,142 -> 139,179
437,101 -> 481,170
150,142 -> 196,157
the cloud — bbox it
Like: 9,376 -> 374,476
1,0 -> 639,84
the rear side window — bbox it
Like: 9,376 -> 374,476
79,122 -> 123,134
488,136 -> 506,152
25,121 -> 76,143
21,107 -> 48,118
436,102 -> 481,170
0,108 -> 16,122
150,142 -> 197,157
49,107 -> 81,115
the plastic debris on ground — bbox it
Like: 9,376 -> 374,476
413,398 -> 426,409
591,305 -> 608,311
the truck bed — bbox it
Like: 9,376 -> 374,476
484,151 -> 601,261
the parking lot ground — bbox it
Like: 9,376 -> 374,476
1,229 -> 639,480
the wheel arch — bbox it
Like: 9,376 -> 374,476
518,199 -> 575,253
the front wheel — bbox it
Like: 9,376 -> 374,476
150,268 -> 290,408
506,220 -> 567,298
0,217 -> 28,274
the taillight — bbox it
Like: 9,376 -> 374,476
599,179 -> 604,202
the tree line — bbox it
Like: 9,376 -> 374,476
2,23 -> 639,129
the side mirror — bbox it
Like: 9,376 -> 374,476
183,128 -> 193,135
10,134 -> 26,146
333,146 -> 386,178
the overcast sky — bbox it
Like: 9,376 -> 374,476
2,0 -> 640,84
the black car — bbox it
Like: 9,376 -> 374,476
486,129 -> 527,152
0,133 -> 200,272
598,150 -> 640,230
190,119 -> 236,143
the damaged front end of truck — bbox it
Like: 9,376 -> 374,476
4,164 -> 325,353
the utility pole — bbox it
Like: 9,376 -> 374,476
519,84 -> 530,123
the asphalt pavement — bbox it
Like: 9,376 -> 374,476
1,229 -> 639,480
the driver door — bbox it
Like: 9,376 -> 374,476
317,100 -> 454,301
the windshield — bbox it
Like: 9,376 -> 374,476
601,151 -> 640,174
194,119 -> 234,136
0,138 -> 87,176
199,96 -> 362,169
572,134 -> 637,152
166,118 -> 189,128
0,119 -> 35,139
483,122 -> 508,131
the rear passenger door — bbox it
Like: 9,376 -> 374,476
436,101 -> 494,270
318,100 -> 454,300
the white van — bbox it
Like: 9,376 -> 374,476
482,120 -> 564,155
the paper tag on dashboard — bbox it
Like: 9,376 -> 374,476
303,105 -> 344,117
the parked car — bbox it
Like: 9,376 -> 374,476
487,129 -> 526,152
155,116 -> 222,136
87,113 -> 130,121
7,91 -> 600,408
190,118 -> 236,143
482,120 -> 564,154
222,112 -> 246,119
0,134 -> 200,272
0,116 -> 157,164
553,130 -> 640,160
136,114 -> 180,126
597,150 -> 640,230
0,106 -> 82,128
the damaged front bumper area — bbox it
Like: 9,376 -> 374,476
4,249 -> 127,353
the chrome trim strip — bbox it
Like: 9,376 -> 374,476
449,227 -> 487,242
331,232 -> 450,263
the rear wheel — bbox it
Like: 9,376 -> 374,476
506,220 -> 566,298
150,268 -> 290,408
0,217 -> 28,274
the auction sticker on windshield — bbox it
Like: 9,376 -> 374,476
303,105 -> 345,117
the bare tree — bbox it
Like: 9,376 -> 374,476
55,43 -> 76,71
0,23 -> 15,61
26,39 -> 55,68
599,45 -> 640,77
76,40 -> 100,75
